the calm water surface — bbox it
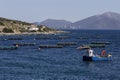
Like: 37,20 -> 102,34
0,30 -> 120,80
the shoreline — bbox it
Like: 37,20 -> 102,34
0,31 -> 69,36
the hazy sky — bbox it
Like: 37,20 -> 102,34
0,0 -> 120,22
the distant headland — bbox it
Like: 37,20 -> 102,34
0,17 -> 66,35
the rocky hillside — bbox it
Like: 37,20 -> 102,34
67,12 -> 120,29
0,17 -> 31,33
0,17 -> 57,33
37,25 -> 56,32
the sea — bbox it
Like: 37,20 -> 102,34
0,30 -> 120,80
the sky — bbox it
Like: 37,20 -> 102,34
0,0 -> 120,23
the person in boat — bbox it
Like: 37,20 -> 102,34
101,50 -> 106,56
101,50 -> 112,57
87,49 -> 95,57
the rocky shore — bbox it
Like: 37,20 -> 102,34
0,30 -> 68,36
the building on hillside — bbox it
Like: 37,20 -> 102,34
27,25 -> 39,31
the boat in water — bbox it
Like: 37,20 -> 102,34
91,42 -> 110,45
0,46 -> 18,50
39,45 -> 63,48
77,46 -> 90,50
57,42 -> 77,46
77,44 -> 106,50
13,42 -> 36,46
83,49 -> 112,61
82,44 -> 106,48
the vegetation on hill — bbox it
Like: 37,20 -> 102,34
2,28 -> 14,33
0,17 -> 58,33
38,25 -> 56,32
0,17 -> 31,25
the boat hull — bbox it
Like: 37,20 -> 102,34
83,56 -> 112,61
13,43 -> 35,46
39,45 -> 63,48
0,46 -> 18,50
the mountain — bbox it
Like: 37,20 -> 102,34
0,17 -> 58,33
67,12 -> 120,29
34,19 -> 72,29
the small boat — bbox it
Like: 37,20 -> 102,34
39,45 -> 63,48
77,46 -> 90,50
57,42 -> 77,46
0,46 -> 18,50
83,49 -> 112,61
34,37 -> 50,40
83,55 -> 112,61
91,42 -> 110,45
13,42 -> 36,46
83,44 -> 106,48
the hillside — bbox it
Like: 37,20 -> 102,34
0,17 -> 58,34
67,12 -> 120,29
34,19 -> 72,29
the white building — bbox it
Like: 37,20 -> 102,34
28,27 -> 39,31
27,25 -> 39,31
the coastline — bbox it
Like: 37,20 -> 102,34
0,31 -> 68,36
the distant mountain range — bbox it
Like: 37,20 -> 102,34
67,12 -> 120,29
34,19 -> 72,29
34,12 -> 120,29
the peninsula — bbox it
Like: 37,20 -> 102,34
0,17 -> 65,35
